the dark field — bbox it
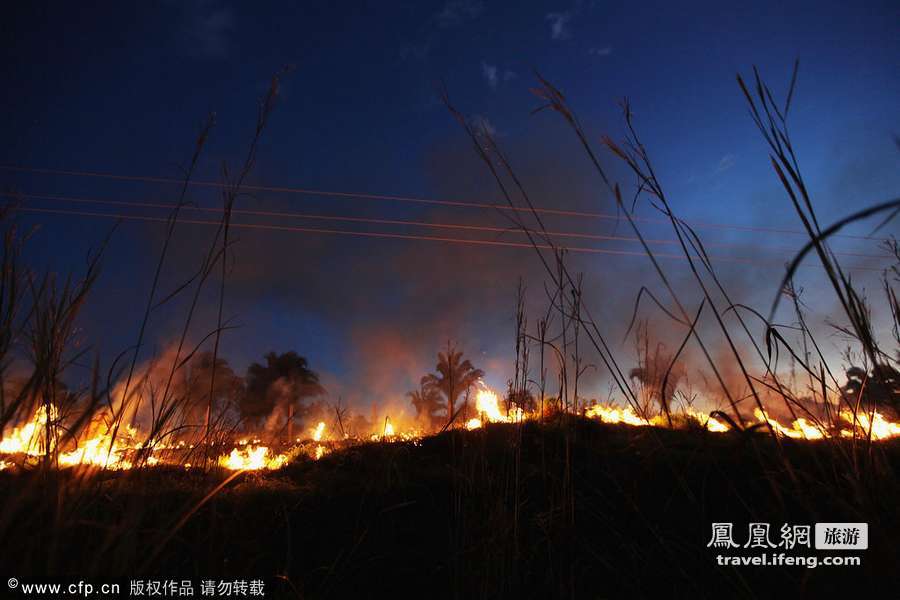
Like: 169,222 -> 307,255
2,419 -> 897,598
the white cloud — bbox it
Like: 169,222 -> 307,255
481,62 -> 517,90
716,154 -> 736,173
481,61 -> 499,89
589,46 -> 612,57
402,0 -> 482,62
436,0 -> 484,28
546,12 -> 572,40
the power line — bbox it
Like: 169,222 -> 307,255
6,191 -> 890,262
15,205 -> 888,273
1,164 -> 889,242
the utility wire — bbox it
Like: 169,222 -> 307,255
1,164 -> 889,242
15,205 -> 888,273
6,191 -> 889,261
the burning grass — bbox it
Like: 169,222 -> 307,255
0,63 -> 898,597
3,384 -> 898,475
0,419 -> 896,597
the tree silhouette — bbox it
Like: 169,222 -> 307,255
421,343 -> 483,426
843,364 -> 900,413
182,352 -> 243,431
241,351 -> 325,425
408,381 -> 446,431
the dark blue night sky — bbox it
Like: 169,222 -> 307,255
2,1 -> 898,410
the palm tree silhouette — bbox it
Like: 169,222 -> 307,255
421,342 -> 484,426
408,382 -> 446,431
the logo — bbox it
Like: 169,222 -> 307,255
814,523 -> 868,550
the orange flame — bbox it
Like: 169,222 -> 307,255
2,384 -> 898,474
311,421 -> 326,442
466,384 -> 524,429
218,446 -> 288,470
